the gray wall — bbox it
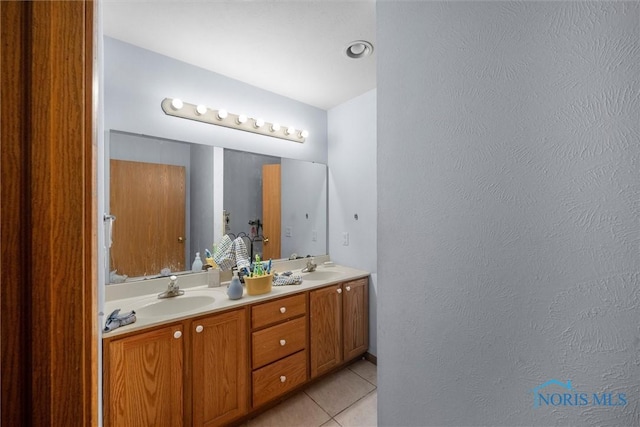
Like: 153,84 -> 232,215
223,149 -> 280,259
378,2 -> 639,426
104,37 -> 328,164
281,158 -> 328,259
328,89 -> 377,355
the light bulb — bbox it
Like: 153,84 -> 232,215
299,130 -> 309,138
217,109 -> 228,120
236,114 -> 247,125
195,104 -> 207,115
254,118 -> 264,128
286,127 -> 295,136
271,123 -> 281,132
170,98 -> 184,110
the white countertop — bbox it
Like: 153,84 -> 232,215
102,262 -> 369,338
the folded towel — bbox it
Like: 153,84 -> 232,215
213,235 -> 252,271
103,308 -> 136,333
273,274 -> 303,286
234,237 -> 251,271
213,235 -> 235,270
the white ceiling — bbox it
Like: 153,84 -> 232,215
102,1 -> 376,110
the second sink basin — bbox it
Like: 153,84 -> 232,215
135,292 -> 217,318
301,270 -> 343,281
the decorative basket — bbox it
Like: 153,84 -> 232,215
243,273 -> 273,296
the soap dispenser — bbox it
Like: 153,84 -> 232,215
227,271 -> 244,300
191,252 -> 203,272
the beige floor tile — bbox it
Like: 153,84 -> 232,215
247,392 -> 331,427
348,359 -> 377,386
305,369 -> 376,417
320,419 -> 341,427
334,390 -> 377,427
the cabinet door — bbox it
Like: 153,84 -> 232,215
105,324 -> 184,427
343,278 -> 369,361
310,284 -> 342,378
192,308 -> 248,427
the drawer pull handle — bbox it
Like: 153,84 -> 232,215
337,288 -> 342,294
195,325 -> 204,333
280,339 -> 286,346
346,286 -> 351,291
280,376 -> 286,383
173,331 -> 182,339
280,307 -> 286,314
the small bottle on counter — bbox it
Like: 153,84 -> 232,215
227,271 -> 244,300
191,252 -> 203,272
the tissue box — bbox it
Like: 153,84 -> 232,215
244,273 -> 273,296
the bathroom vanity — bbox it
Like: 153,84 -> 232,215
102,263 -> 369,426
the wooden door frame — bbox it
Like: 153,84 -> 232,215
1,1 -> 97,425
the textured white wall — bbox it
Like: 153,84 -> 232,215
378,2 -> 639,425
328,89 -> 377,355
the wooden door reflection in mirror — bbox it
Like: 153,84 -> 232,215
110,159 -> 186,277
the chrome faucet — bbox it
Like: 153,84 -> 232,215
302,257 -> 317,273
158,275 -> 185,299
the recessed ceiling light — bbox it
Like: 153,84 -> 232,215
344,40 -> 373,59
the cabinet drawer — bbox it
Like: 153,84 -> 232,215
252,317 -> 306,369
251,293 -> 306,329
252,350 -> 307,408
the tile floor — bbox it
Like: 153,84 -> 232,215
245,358 -> 377,427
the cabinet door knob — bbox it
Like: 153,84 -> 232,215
280,339 -> 286,346
195,325 -> 204,333
337,288 -> 342,294
280,307 -> 286,314
280,376 -> 286,383
346,286 -> 351,291
173,331 -> 182,339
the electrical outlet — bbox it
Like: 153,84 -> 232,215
312,230 -> 317,241
285,226 -> 292,237
342,232 -> 349,246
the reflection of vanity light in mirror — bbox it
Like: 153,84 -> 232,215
161,98 -> 308,143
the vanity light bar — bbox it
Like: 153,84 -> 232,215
161,98 -> 307,143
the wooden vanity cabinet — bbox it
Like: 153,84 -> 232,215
104,276 -> 368,425
104,323 -> 185,427
342,278 -> 369,360
190,308 -> 248,427
250,293 -> 308,408
310,278 -> 369,378
103,307 -> 248,427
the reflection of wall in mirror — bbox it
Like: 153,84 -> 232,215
223,149 -> 280,258
281,158 -> 327,259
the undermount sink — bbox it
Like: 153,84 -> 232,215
135,292 -> 217,318
301,270 -> 343,281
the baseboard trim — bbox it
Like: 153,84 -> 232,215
364,352 -> 377,365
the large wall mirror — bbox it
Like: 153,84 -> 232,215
106,130 -> 327,284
